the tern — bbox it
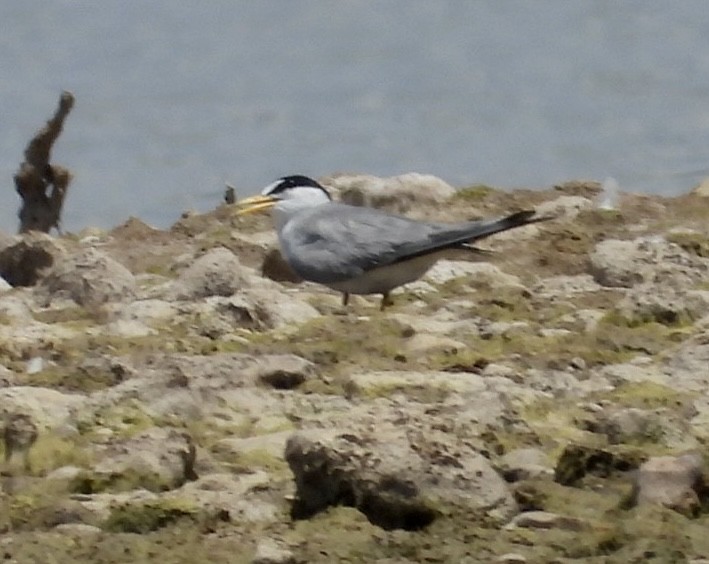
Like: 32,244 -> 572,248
237,175 -> 550,309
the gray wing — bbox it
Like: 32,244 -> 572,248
279,203 -> 542,284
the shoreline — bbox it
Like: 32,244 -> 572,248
0,174 -> 708,561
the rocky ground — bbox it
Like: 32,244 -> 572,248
1,173 -> 709,563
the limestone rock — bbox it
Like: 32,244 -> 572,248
614,284 -> 709,325
598,360 -> 669,387
532,274 -> 601,298
664,336 -> 709,393
585,407 -> 698,451
424,260 -> 523,288
0,387 -> 83,429
215,431 -> 292,460
107,299 -> 178,326
173,247 -> 246,299
233,288 -> 321,329
252,538 -> 296,564
0,232 -> 65,287
589,237 -> 708,288
285,428 -> 517,530
345,370 -> 489,403
0,276 -> 10,293
535,195 -> 594,220
496,554 -> 528,564
38,247 -> 136,306
629,453 -> 704,516
499,448 -> 554,482
324,173 -> 455,214
251,355 -> 316,390
148,353 -> 315,392
164,472 -> 280,524
506,510 -> 584,531
53,523 -> 102,536
81,427 -> 196,492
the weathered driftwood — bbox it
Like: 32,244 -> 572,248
14,91 -> 75,234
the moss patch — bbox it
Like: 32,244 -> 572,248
667,230 -> 709,258
24,434 -> 92,476
452,184 -> 497,203
103,498 -> 199,534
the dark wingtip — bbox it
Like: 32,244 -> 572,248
506,209 -> 557,226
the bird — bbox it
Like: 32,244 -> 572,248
236,175 -> 551,310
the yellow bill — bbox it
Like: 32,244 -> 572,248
234,194 -> 278,216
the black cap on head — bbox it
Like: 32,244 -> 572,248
262,175 -> 331,199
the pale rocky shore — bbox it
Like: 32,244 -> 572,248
1,174 -> 709,562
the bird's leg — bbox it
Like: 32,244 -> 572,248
342,292 -> 350,307
380,292 -> 393,311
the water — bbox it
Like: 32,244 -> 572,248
2,1 -> 709,232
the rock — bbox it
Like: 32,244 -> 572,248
424,260 -> 523,288
215,431 -> 292,460
285,428 -> 517,530
252,538 -> 295,564
72,489 -> 160,524
173,247 -> 247,299
664,337 -> 709,393
499,448 -> 554,482
535,195 -> 594,220
584,406 -> 698,451
0,291 -> 35,323
107,299 -> 178,325
598,360 -> 669,387
143,353 -> 315,393
344,371 -> 503,421
101,319 -> 156,339
629,453 -> 704,516
0,276 -> 10,293
614,284 -> 709,326
324,173 -> 455,214
556,308 -> 605,333
521,367 -> 610,397
402,333 -> 467,355
600,408 -> 661,445
38,248 -> 136,307
79,427 -> 196,492
589,237 -> 708,288
230,288 -> 321,330
53,523 -> 102,536
47,465 -> 83,481
0,232 -> 65,287
532,274 -> 601,298
479,321 -> 531,340
164,472 -> 279,523
0,387 -> 83,429
252,355 -> 316,390
496,554 -> 528,564
506,511 -> 584,531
